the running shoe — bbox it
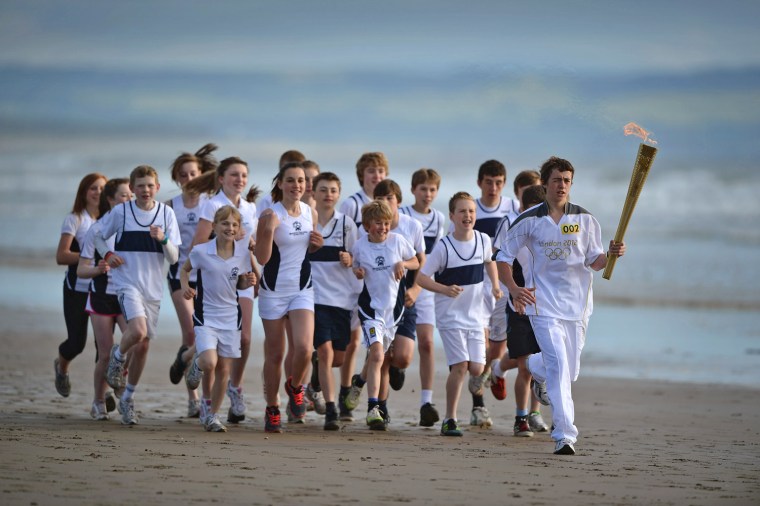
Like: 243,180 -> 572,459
528,412 -> 549,432
324,408 -> 340,431
187,399 -> 200,418
343,374 -> 364,411
469,406 -> 493,428
531,379 -> 550,406
120,397 -> 138,425
306,384 -> 327,415
489,359 -> 507,400
338,393 -> 354,422
54,358 -> 71,397
513,416 -> 534,437
468,371 -> 489,396
105,345 -> 126,390
264,406 -> 282,433
554,438 -> 576,455
285,377 -> 306,422
419,402 -> 440,427
388,366 -> 406,391
169,345 -> 189,385
204,413 -> 227,433
104,391 -> 117,413
90,401 -> 109,421
366,405 -> 386,431
440,418 -> 463,437
184,355 -> 202,391
226,382 -> 246,423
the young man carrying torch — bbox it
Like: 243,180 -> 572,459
496,156 -> 625,455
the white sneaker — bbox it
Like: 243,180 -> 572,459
185,356 -> 203,390
469,406 -> 493,428
120,397 -> 138,425
468,372 -> 489,396
528,412 -> 549,432
187,399 -> 200,418
531,379 -> 550,406
554,438 -> 576,455
105,345 -> 126,390
343,374 -> 364,411
306,384 -> 327,415
204,413 -> 227,433
90,401 -> 109,421
226,382 -> 246,423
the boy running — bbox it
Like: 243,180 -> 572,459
97,165 -> 181,425
418,192 -> 501,436
497,156 -> 625,455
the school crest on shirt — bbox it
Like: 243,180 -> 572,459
187,211 -> 197,223
293,221 -> 302,231
375,256 -> 385,267
229,267 -> 239,281
289,220 -> 308,236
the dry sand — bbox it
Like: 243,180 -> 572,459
1,324 -> 759,506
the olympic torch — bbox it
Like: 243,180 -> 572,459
603,123 -> 658,280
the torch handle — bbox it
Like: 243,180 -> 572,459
602,143 -> 657,280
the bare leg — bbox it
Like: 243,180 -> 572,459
230,296 -> 253,388
445,362 -> 467,420
417,324 -> 435,394
286,309 -> 314,386
262,319 -> 286,407
170,290 -> 198,401
317,342 -> 335,404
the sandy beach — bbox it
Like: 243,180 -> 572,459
1,322 -> 759,506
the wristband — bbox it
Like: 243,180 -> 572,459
160,236 -> 169,245
104,251 -> 114,262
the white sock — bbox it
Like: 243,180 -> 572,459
122,383 -> 136,401
492,361 -> 505,379
114,347 -> 125,362
421,389 -> 433,406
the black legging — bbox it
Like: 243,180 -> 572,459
59,284 -> 90,361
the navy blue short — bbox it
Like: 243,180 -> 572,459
314,304 -> 351,351
395,303 -> 417,341
167,277 -> 196,293
506,305 -> 541,359
88,291 -> 122,317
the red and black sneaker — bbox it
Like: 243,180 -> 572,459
285,377 -> 306,421
513,416 -> 534,437
265,406 -> 283,433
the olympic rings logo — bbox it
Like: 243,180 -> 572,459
545,247 -> 571,260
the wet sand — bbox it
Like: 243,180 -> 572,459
1,323 -> 759,505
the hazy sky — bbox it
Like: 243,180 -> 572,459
2,0 -> 759,74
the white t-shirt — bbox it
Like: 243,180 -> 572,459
309,211 -> 362,308
200,191 -> 258,244
81,220 -> 117,295
61,210 -> 96,292
168,193 -> 208,283
260,201 -> 313,293
338,190 -> 372,228
497,202 -> 604,320
351,233 -> 415,327
421,232 -> 492,330
188,239 -> 251,330
97,200 -> 181,301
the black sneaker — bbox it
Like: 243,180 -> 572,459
389,366 -> 406,391
285,377 -> 306,421
54,358 -> 70,397
338,393 -> 354,421
419,402 -> 440,427
324,408 -> 340,431
441,419 -> 463,436
169,345 -> 189,385
265,406 -> 283,433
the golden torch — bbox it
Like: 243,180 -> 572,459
603,123 -> 658,280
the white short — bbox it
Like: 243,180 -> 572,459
439,328 -> 486,366
488,295 -> 508,342
361,318 -> 396,353
415,289 -> 435,326
117,288 -> 160,338
195,325 -> 241,359
237,286 -> 254,300
258,288 -> 314,320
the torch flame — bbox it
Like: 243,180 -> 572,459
623,122 -> 657,145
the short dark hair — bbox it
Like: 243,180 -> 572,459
539,157 -> 575,184
520,185 -> 546,210
477,159 -> 506,182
